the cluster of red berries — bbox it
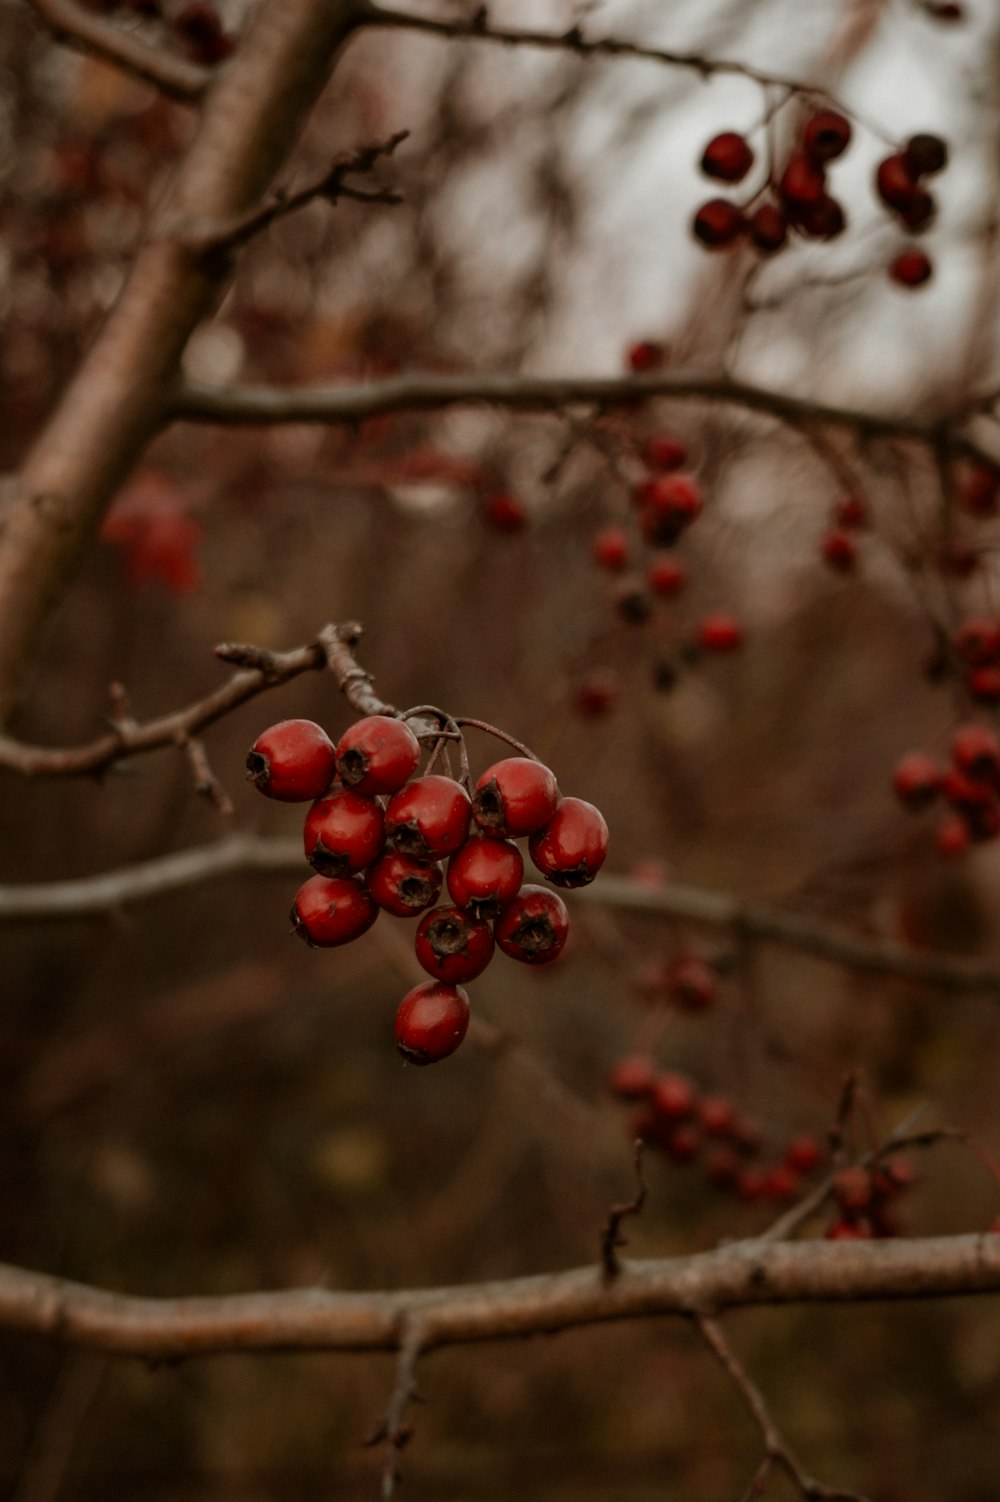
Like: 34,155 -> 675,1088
608,1057 -> 829,1204
874,133 -> 949,289
824,1159 -> 918,1240
893,722 -> 1000,857
819,493 -> 869,574
79,0 -> 234,64
246,713 -> 609,1063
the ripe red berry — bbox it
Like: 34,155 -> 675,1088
748,202 -> 788,254
303,788 -> 385,876
485,492 -> 527,532
892,752 -> 943,809
473,757 -> 560,838
700,131 -> 754,183
697,614 -> 744,653
821,528 -> 858,572
394,981 -> 470,1065
903,132 -> 949,177
647,556 -> 688,597
833,1166 -> 873,1212
890,248 -> 933,288
802,110 -> 852,163
967,666 -> 1000,703
414,904 -> 495,984
651,1071 -> 697,1120
735,1168 -> 767,1202
692,199 -> 747,249
644,434 -> 688,471
896,186 -> 936,231
953,618 -> 1000,666
779,151 -> 826,208
334,714 -> 420,795
761,1165 -> 800,1203
385,775 -> 472,860
572,668 -> 621,718
785,1134 -> 825,1174
936,814 -> 972,856
662,1123 -> 702,1163
951,724 -> 1000,780
627,340 -> 664,373
447,836 -> 524,916
246,719 -> 336,802
699,1095 -> 737,1137
607,1054 -> 657,1099
959,464 -> 1000,517
528,797 -> 609,889
875,153 -> 919,212
290,874 -> 378,947
791,195 -> 847,240
825,1218 -> 873,1240
834,494 -> 868,529
665,953 -> 717,1011
494,884 -> 569,965
638,474 -> 703,546
366,851 -> 443,917
592,526 -> 629,572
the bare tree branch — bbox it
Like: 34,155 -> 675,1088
0,1234 -> 998,1360
170,369 -> 996,469
27,0 -> 210,101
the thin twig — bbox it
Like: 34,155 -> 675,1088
27,0 -> 210,100
364,1319 -> 427,1500
600,1139 -> 647,1280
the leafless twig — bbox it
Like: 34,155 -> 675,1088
28,0 -> 210,100
600,1140 -> 647,1280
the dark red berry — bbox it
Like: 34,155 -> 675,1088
290,874 -> 378,947
638,474 -> 703,546
967,666 -> 1000,703
366,851 -> 443,917
647,556 -> 688,597
473,757 -> 559,838
890,247 -> 933,287
592,526 -> 629,572
485,492 -> 527,532
697,614 -> 744,653
896,186 -> 936,232
953,618 -> 1000,666
246,719 -> 336,802
699,1096 -> 737,1137
662,1123 -> 702,1163
791,194 -> 846,240
608,1055 -> 657,1100
959,464 -> 1000,517
447,836 -> 524,916
826,1218 -> 873,1240
785,1134 -> 825,1174
952,724 -> 1000,781
572,668 -> 621,718
936,815 -> 971,856
414,904 -> 495,983
779,151 -> 826,208
835,494 -> 868,529
749,202 -> 788,253
494,884 -> 569,965
385,775 -> 472,860
903,132 -> 949,177
875,153 -> 919,212
651,1071 -> 697,1120
627,340 -> 664,373
644,434 -> 688,471
528,797 -> 609,889
833,1166 -> 873,1212
335,714 -> 420,795
692,199 -> 747,249
173,1 -> 233,63
761,1165 -> 800,1203
394,981 -> 470,1065
665,953 -> 717,1011
700,132 -> 755,183
303,788 -> 385,876
892,752 -> 943,809
802,110 -> 852,164
821,528 -> 858,572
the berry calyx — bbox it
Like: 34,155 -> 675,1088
366,851 -> 443,917
334,714 -> 420,795
528,796 -> 609,888
246,719 -> 336,802
290,874 -> 378,947
414,904 -> 495,983
447,836 -> 524,917
692,199 -> 746,249
494,884 -> 569,965
473,757 -> 560,838
394,981 -> 470,1065
303,788 -> 385,876
385,775 -> 472,860
700,132 -> 754,183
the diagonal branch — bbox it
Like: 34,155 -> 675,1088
0,1233 -> 998,1360
27,0 -> 211,101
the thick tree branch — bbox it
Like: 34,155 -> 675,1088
27,0 -> 210,101
170,369 -> 995,467
0,1234 -> 998,1360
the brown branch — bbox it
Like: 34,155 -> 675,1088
170,369 -> 997,469
600,1140 -> 647,1281
697,1314 -> 870,1502
0,1234 -> 998,1360
27,0 -> 210,101
364,1319 -> 426,1501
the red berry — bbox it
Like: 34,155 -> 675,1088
290,874 -> 378,947
246,719 -> 336,802
833,1166 -> 873,1212
607,1054 -> 657,1100
821,528 -> 858,572
366,851 -> 443,917
802,110 -> 852,164
572,668 -> 621,718
485,492 -> 527,533
779,151 -> 826,208
700,131 -> 754,183
834,494 -> 868,529
665,953 -> 717,1011
647,556 -> 688,597
953,618 -> 1000,666
592,526 -> 630,572
903,132 -> 949,177
651,1071 -> 697,1120
706,1146 -> 741,1188
528,796 -> 609,889
638,474 -> 703,546
697,614 -> 744,653
644,434 -> 688,471
394,981 -> 470,1065
896,186 -> 936,232
627,340 -> 664,373
785,1134 -> 825,1174
791,194 -> 846,240
692,199 -> 746,249
385,775 -> 472,860
494,884 -> 569,965
959,464 -> 1000,518
890,248 -> 933,287
303,788 -> 385,876
936,815 -> 971,856
952,724 -> 1000,780
662,1123 -> 702,1163
414,904 -> 495,984
761,1165 -> 800,1203
735,1168 -> 767,1202
447,836 -> 524,916
334,714 -> 420,795
748,202 -> 788,254
875,153 -> 919,212
699,1095 -> 737,1137
892,752 -> 944,809
967,666 -> 1000,703
826,1218 -> 873,1240
473,757 -> 559,838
